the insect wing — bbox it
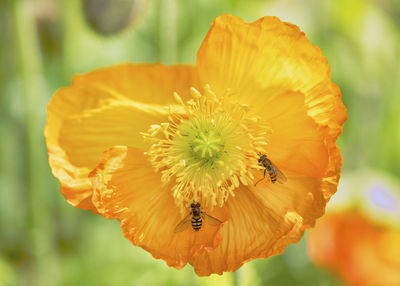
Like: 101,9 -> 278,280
274,165 -> 287,184
174,214 -> 191,233
202,212 -> 222,227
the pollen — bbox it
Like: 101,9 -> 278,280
143,85 -> 271,213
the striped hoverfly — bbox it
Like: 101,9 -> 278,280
254,154 -> 287,186
174,202 -> 222,233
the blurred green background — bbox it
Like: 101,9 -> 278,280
1,0 -> 399,285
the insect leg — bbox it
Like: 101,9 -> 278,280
254,177 -> 264,186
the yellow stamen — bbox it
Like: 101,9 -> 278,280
142,85 -> 271,213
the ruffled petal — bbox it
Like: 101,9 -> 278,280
302,81 -> 346,203
305,81 -> 347,137
249,92 -> 344,243
89,146 -> 229,268
197,15 -> 330,106
189,185 -> 304,276
73,63 -> 201,104
252,171 -> 325,229
304,81 -> 347,201
197,15 -> 347,129
261,91 -> 329,177
45,64 -> 200,210
46,94 -> 168,211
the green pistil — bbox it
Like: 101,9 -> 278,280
192,131 -> 222,158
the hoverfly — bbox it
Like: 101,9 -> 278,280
254,154 -> 287,186
174,202 -> 222,233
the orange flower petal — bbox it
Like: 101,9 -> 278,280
305,81 -> 347,137
197,15 -> 329,102
305,81 -> 347,201
45,64 -> 201,210
188,185 -> 304,276
73,63 -> 201,104
261,91 -> 329,177
253,172 -> 326,228
89,146 -> 230,268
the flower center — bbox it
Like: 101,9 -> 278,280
192,129 -> 222,159
143,86 -> 270,213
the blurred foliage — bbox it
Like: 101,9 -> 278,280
0,0 -> 399,285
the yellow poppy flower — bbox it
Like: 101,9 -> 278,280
45,15 -> 346,275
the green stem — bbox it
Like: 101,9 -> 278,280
12,0 -> 59,285
234,268 -> 242,286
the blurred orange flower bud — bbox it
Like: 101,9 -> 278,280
308,170 -> 400,286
